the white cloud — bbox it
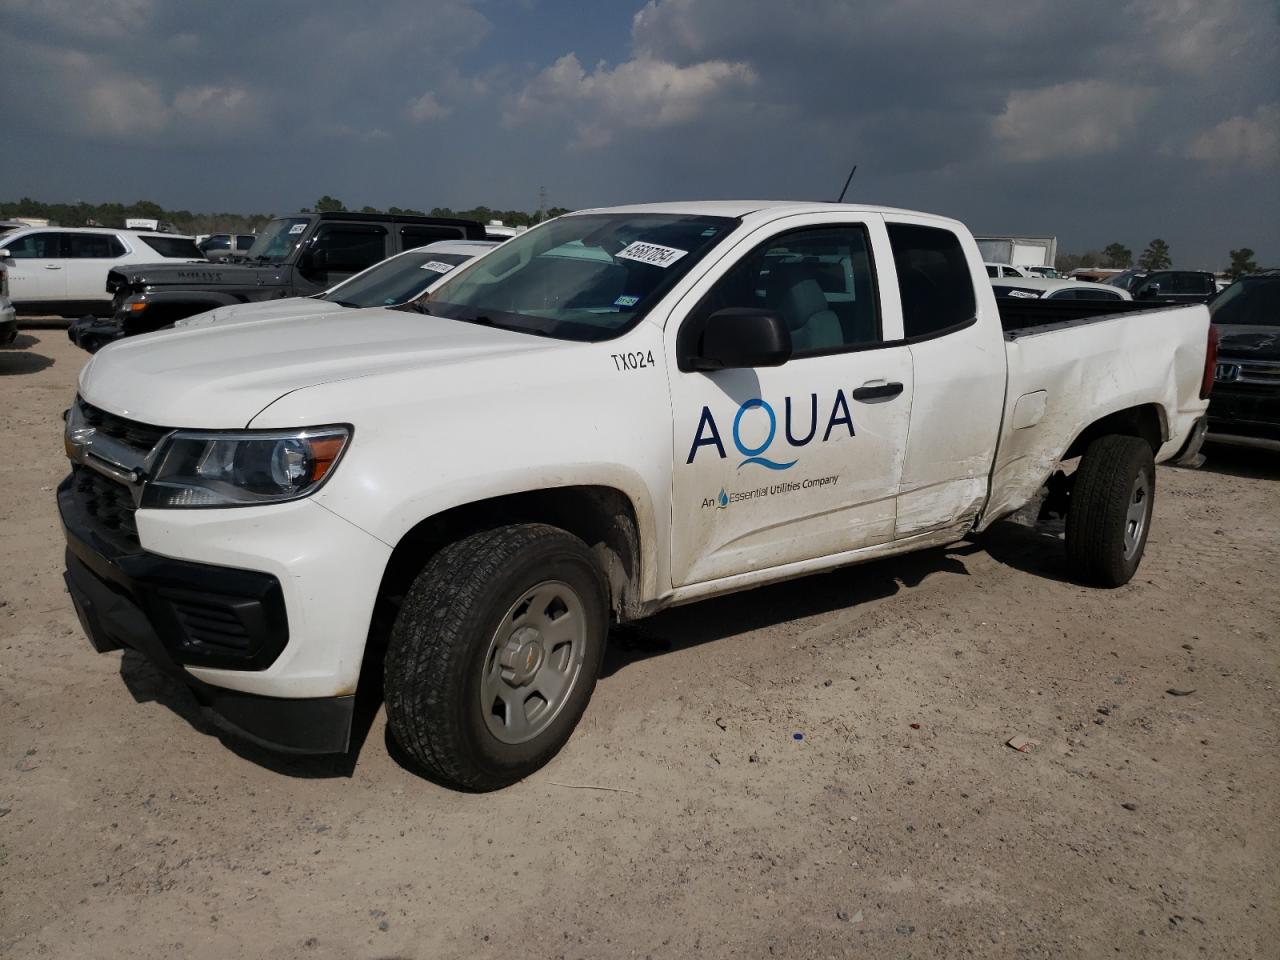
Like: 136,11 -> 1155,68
406,91 -> 450,123
993,80 -> 1156,163
509,52 -> 756,147
1187,104 -> 1280,169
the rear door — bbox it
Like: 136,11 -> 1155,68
62,232 -> 127,303
1,231 -> 67,305
886,218 -> 1006,539
667,214 -> 914,586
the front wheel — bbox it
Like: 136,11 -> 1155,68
1065,434 -> 1156,587
384,524 -> 608,791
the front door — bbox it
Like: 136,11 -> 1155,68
296,223 -> 391,294
3,231 -> 68,306
667,217 -> 913,587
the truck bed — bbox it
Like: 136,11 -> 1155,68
997,298 -> 1190,338
982,298 -> 1211,528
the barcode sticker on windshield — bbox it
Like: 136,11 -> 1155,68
288,223 -> 306,234
616,241 -> 688,268
421,261 -> 457,273
1007,289 -> 1040,299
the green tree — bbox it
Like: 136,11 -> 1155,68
1227,248 -> 1257,280
358,205 -> 381,215
314,195 -> 347,213
1138,239 -> 1171,270
1101,243 -> 1132,269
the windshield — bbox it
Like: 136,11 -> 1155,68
418,213 -> 739,341
1210,278 -> 1280,327
321,251 -> 472,307
245,217 -> 310,262
1105,269 -> 1144,290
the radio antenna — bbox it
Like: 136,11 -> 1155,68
836,164 -> 857,203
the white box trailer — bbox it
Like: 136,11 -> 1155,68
975,236 -> 1058,269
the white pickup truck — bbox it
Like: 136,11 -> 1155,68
59,201 -> 1215,790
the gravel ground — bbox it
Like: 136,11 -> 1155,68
2,329 -> 1277,959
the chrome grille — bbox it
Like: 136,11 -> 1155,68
1216,358 -> 1280,385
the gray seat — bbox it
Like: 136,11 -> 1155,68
780,277 -> 842,353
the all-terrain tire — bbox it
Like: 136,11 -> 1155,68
384,524 -> 608,791
1065,434 -> 1156,587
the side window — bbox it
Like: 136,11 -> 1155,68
236,235 -> 256,250
690,225 -> 882,357
5,232 -> 63,258
886,223 -> 976,339
401,225 -> 465,249
67,233 -> 125,258
311,224 -> 389,274
985,264 -> 998,278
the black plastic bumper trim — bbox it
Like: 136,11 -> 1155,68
64,547 -> 353,754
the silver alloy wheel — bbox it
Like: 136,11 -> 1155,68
480,580 -> 587,745
1123,471 -> 1151,561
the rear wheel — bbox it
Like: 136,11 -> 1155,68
1065,434 -> 1156,587
384,524 -> 608,791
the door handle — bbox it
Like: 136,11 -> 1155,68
44,264 -> 63,270
852,379 -> 904,402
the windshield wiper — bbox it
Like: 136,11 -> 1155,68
328,299 -> 363,309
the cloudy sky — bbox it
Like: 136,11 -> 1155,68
4,0 -> 1278,266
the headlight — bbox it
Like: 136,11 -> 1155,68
141,427 -> 351,508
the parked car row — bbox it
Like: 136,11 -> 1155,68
170,239 -> 498,330
0,227 -> 204,318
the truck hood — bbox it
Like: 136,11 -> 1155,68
1215,324 -> 1280,361
107,259 -> 287,292
174,297 -> 342,329
78,306 -> 559,428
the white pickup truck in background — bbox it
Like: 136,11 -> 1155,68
59,201 -> 1215,790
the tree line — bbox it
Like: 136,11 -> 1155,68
1056,239 -> 1259,279
0,195 -> 572,238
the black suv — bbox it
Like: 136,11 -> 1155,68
1104,269 -> 1217,303
1208,271 -> 1280,450
70,211 -> 484,349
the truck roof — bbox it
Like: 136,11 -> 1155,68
570,200 -> 954,223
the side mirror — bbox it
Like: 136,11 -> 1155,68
1138,282 -> 1161,300
0,249 -> 10,259
297,249 -> 325,275
682,308 -> 793,372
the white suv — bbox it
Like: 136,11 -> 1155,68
0,227 -> 204,318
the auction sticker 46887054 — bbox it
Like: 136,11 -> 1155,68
616,242 -> 688,268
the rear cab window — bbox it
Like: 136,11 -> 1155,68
140,236 -> 203,258
886,223 -> 976,339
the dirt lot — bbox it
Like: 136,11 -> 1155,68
2,329 -> 1277,959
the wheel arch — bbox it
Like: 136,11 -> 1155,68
374,485 -> 646,627
1062,402 -> 1167,461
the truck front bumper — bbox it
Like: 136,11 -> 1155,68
67,315 -> 125,353
58,473 -> 392,753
